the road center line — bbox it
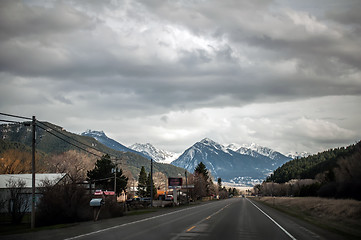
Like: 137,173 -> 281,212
186,226 -> 196,232
65,204 -> 202,240
171,201 -> 234,240
247,198 -> 297,240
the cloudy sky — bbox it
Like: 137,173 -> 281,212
1,0 -> 360,155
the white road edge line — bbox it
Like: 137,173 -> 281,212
247,198 -> 297,240
64,203 -> 209,240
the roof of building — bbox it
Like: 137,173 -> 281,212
0,173 -> 67,189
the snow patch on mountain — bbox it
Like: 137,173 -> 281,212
83,129 -> 105,140
129,143 -> 180,163
172,138 -> 292,186
286,151 -> 310,159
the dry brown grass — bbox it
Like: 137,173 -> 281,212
254,197 -> 361,239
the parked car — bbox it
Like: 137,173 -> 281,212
165,195 -> 174,201
94,189 -> 103,196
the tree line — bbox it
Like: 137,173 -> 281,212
257,141 -> 361,200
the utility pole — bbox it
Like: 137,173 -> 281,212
114,167 -> 117,199
113,158 -> 118,201
185,170 -> 189,204
150,158 -> 153,207
31,116 -> 36,229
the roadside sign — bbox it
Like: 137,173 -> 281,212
168,177 -> 182,188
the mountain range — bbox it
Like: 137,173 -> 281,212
81,130 -> 149,159
0,123 -> 186,179
81,131 -> 294,186
0,122 -> 298,186
81,130 -> 179,163
171,138 -> 292,186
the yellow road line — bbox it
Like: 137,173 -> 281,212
183,203 -> 232,235
186,226 -> 196,232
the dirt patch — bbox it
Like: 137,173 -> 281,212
254,196 -> 361,239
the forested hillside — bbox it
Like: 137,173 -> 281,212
0,123 -> 185,179
264,141 -> 361,200
267,142 -> 359,183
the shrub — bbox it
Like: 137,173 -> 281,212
36,183 -> 91,226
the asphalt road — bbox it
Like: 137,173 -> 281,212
3,197 -> 346,240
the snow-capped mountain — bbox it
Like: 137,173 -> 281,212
171,138 -> 292,186
81,130 -> 148,158
230,143 -> 290,162
286,151 -> 310,159
128,143 -> 180,163
229,142 -> 310,160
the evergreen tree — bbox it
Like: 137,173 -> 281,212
114,168 -> 128,195
137,166 -> 147,197
232,188 -> 239,196
217,178 -> 222,192
195,162 -> 209,180
87,154 -> 128,194
87,154 -> 114,190
146,173 -> 157,199
194,162 -> 212,198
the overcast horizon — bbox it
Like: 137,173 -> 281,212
1,0 -> 360,155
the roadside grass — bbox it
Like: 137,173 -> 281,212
125,208 -> 158,216
253,196 -> 361,239
0,213 -> 75,236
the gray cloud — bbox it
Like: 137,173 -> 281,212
0,0 -> 360,154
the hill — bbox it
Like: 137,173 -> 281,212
266,141 -> 361,200
266,141 -> 360,183
0,122 -> 185,179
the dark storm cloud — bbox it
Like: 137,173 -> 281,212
1,0 -> 360,108
0,0 -> 94,40
325,1 -> 361,27
0,0 -> 360,153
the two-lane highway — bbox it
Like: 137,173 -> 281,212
3,197 -> 345,240
63,197 -> 342,240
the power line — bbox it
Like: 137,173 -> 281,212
36,124 -> 103,158
36,121 -> 120,159
0,112 -> 32,120
0,119 -> 23,124
37,121 -> 105,155
0,112 -> 121,160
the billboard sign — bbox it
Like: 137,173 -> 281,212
168,177 -> 182,188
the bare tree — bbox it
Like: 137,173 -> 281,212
335,152 -> 361,183
153,172 -> 168,190
48,150 -> 97,183
193,172 -> 207,200
6,178 -> 30,224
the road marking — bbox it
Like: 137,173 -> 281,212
172,201 -> 234,239
186,226 -> 196,232
65,205 -> 201,240
247,198 -> 297,240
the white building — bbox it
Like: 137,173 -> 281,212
0,173 -> 67,213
